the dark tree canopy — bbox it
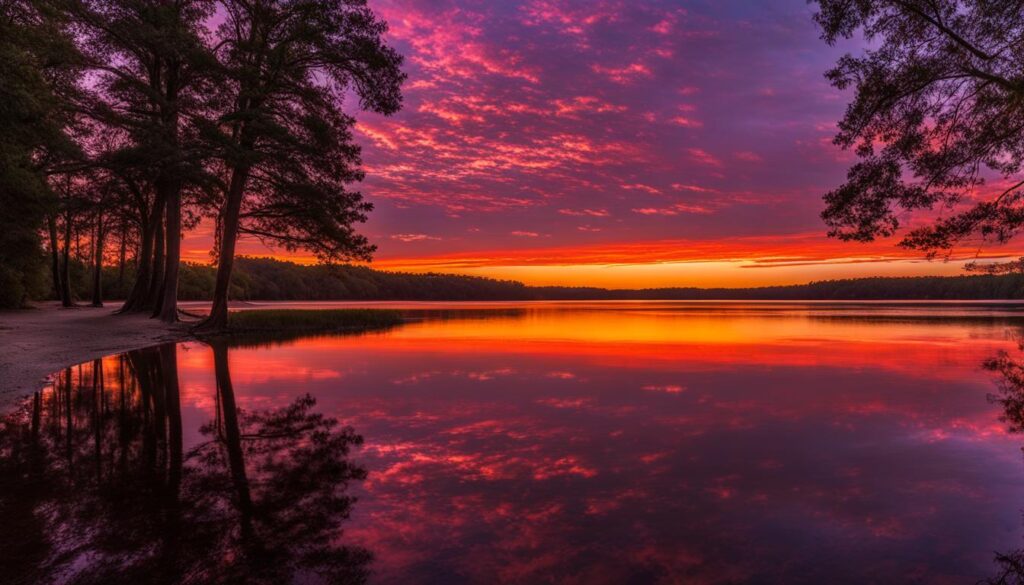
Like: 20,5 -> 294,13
813,0 -> 1024,256
0,0 -> 404,315
66,0 -> 220,320
0,0 -> 81,307
197,0 -> 405,330
212,0 -> 405,260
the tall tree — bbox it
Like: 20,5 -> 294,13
87,176 -> 117,307
64,0 -> 216,321
196,0 -> 404,331
0,0 -> 81,308
110,160 -> 161,313
813,0 -> 1024,259
91,211 -> 104,306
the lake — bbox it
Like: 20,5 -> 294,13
5,301 -> 1024,584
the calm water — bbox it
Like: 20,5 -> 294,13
7,301 -> 1024,584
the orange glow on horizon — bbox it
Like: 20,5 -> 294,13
179,229 -> 1024,289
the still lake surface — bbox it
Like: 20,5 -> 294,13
7,301 -> 1024,583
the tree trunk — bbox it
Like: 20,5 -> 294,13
213,341 -> 254,535
47,215 -> 65,305
63,367 -> 72,461
160,343 -> 183,572
128,349 -> 157,468
119,218 -> 153,313
60,213 -> 73,307
155,60 -> 182,323
91,358 -> 102,475
198,166 -> 250,331
144,199 -> 165,312
91,213 -> 105,307
157,180 -> 181,322
117,221 -> 127,289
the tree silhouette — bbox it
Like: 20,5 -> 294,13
59,0 -> 219,321
196,0 -> 404,331
0,0 -> 81,308
812,1 -> 1024,259
194,340 -> 371,583
979,336 -> 1024,584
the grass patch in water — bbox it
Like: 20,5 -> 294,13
226,309 -> 404,332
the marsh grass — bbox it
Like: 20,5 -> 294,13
225,309 -> 404,332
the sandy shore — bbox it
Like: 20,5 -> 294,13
0,303 -> 193,410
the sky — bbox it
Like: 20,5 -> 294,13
181,0 -> 1021,288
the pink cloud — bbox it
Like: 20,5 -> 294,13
622,183 -> 662,195
735,150 -> 763,162
520,0 -> 623,38
672,183 -> 718,193
652,18 -> 674,35
554,96 -> 628,116
688,148 -> 723,168
670,116 -> 703,128
391,233 -> 442,242
591,62 -> 653,84
383,4 -> 541,84
632,204 -> 714,216
559,208 -> 611,217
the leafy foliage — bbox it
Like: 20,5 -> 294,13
0,0 -> 403,316
814,0 -> 1024,253
197,0 -> 405,330
213,0 -> 404,262
0,0 -> 80,307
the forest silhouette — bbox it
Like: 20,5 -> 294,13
45,255 -> 1024,302
0,0 -> 404,320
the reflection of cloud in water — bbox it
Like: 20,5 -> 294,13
8,303 -> 1024,583
288,307 -> 1024,583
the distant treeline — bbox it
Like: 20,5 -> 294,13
532,276 -> 1024,300
44,256 -> 1024,302
58,256 -> 534,302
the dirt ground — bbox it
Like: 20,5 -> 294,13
0,302 -> 192,410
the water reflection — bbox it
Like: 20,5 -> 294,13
983,337 -> 1024,585
5,302 -> 1024,583
0,342 -> 369,585
251,303 -> 1024,583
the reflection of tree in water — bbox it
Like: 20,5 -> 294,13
0,342 -> 370,585
983,339 -> 1024,585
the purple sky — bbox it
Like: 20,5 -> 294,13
184,0 -> 1018,287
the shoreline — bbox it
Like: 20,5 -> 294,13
0,303 -> 193,411
4,297 -> 1023,413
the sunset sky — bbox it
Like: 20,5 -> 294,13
183,0 -> 1021,288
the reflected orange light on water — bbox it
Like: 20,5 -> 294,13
223,303 -> 1016,383
162,302 -> 1024,582
21,302 -> 1024,583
